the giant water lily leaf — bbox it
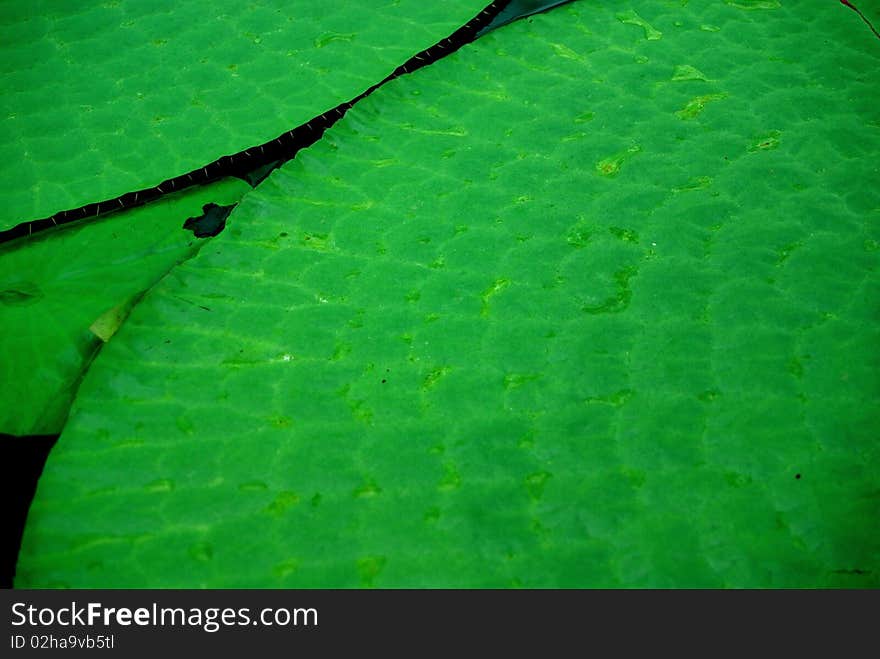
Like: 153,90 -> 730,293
0,1 -> 511,436
0,178 -> 250,435
0,0 -> 491,229
17,0 -> 880,587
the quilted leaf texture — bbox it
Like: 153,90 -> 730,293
17,1 -> 880,587
0,0 -> 490,229
0,0 -> 493,435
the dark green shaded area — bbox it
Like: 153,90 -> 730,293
0,178 -> 250,435
477,0 -> 574,35
183,203 -> 236,238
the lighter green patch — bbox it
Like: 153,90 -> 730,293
354,480 -> 382,498
144,479 -> 174,493
617,10 -> 662,40
239,481 -> 269,492
89,301 -> 132,343
749,131 -> 782,152
422,366 -> 450,390
673,176 -> 713,193
265,491 -> 300,514
314,32 -> 354,48
549,42 -> 586,63
481,277 -> 510,316
596,145 -> 641,177
609,227 -> 639,244
676,94 -> 726,120
566,222 -> 593,248
439,464 -> 461,491
672,64 -> 710,82
273,559 -> 300,579
504,373 -> 542,389
584,389 -> 635,406
725,0 -> 780,9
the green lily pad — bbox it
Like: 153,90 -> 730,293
16,0 -> 880,587
0,0 -> 490,230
